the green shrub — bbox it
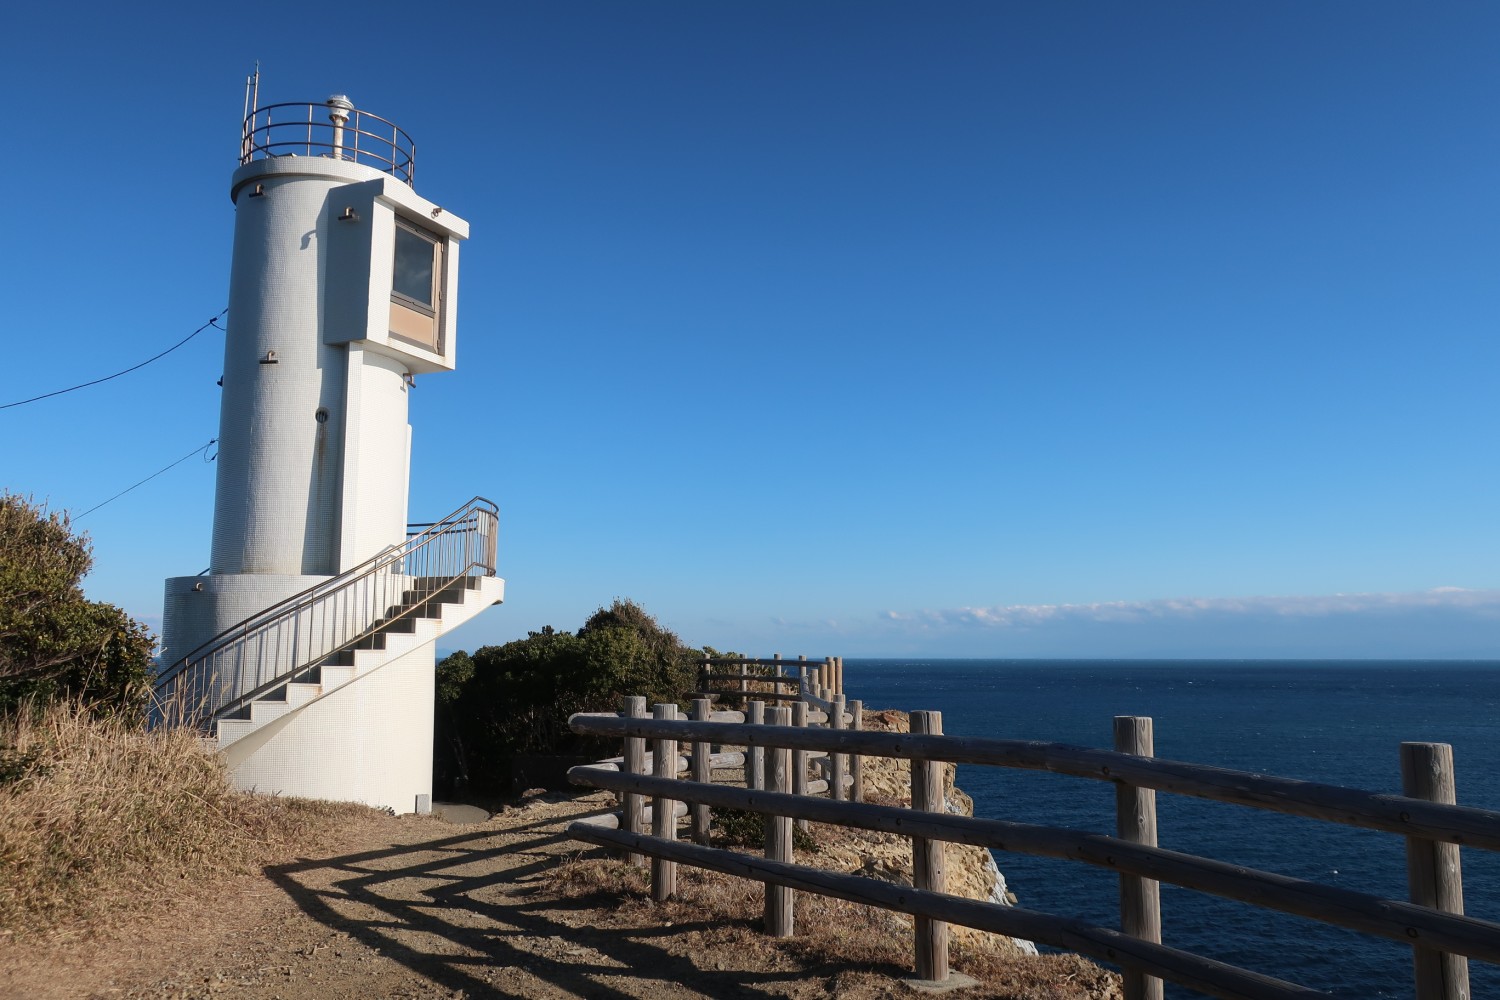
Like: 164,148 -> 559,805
434,599 -> 710,797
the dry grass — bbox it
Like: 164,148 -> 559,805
0,701 -> 372,936
548,856 -> 1122,999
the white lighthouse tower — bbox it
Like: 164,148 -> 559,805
156,89 -> 503,814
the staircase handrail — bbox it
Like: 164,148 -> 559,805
154,496 -> 498,728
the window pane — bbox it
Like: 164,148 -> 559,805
393,225 -> 435,307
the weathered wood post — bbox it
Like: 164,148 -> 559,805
831,693 -> 847,802
1402,742 -> 1470,1000
739,662 -> 749,700
651,702 -> 679,901
1114,716 -> 1163,1000
765,704 -> 794,937
849,698 -> 864,803
748,699 -> 766,790
623,696 -> 647,868
835,656 -> 844,695
791,699 -> 810,833
690,697 -> 712,845
910,710 -> 948,983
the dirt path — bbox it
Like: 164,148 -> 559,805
0,788 -> 1115,1000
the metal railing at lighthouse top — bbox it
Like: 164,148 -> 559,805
153,496 -> 497,730
241,96 -> 417,185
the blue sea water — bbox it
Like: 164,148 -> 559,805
843,659 -> 1500,998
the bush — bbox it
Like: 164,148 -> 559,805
434,599 -> 708,797
0,494 -> 154,720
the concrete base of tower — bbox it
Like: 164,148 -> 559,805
161,573 -> 333,670
220,635 -> 437,815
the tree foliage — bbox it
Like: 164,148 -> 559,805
434,599 -> 706,797
0,494 -> 155,719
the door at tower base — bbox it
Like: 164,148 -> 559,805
220,635 -> 437,815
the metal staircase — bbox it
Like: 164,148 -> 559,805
154,497 -> 500,737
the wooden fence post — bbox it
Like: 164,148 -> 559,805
651,702 -> 678,901
1402,742 -> 1470,1000
748,699 -> 766,790
910,710 -> 948,983
831,693 -> 847,802
739,662 -> 748,700
1114,716 -> 1164,1000
623,696 -> 647,868
791,699 -> 809,834
849,698 -> 864,803
765,705 -> 794,937
690,697 -> 712,845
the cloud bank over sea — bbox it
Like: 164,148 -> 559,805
864,587 -> 1500,658
813,588 -> 1500,658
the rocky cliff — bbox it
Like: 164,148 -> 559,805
805,708 -> 1040,959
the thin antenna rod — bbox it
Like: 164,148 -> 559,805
241,64 -> 260,160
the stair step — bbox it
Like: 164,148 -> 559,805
217,717 -> 255,746
286,682 -> 321,707
250,699 -> 292,724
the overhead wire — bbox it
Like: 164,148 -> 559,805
1,308 -> 228,410
74,438 -> 218,521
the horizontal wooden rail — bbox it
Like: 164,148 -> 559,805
567,823 -> 1324,1000
583,751 -> 746,773
700,673 -> 802,685
577,799 -> 689,829
693,690 -> 808,703
567,714 -> 1500,850
575,710 -> 746,724
694,657 -> 823,668
569,766 -> 1500,964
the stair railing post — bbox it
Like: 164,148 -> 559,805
623,696 -> 647,868
651,702 -> 679,901
848,698 -> 864,803
1402,742 -> 1470,1000
690,698 -> 712,845
1114,716 -> 1164,1000
748,699 -> 765,790
910,710 -> 948,983
765,705 -> 794,937
791,700 -> 809,834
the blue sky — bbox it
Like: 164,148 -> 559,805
2,2 -> 1497,658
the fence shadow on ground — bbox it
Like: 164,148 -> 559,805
262,804 -> 888,999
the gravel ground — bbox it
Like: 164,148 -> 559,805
0,785 -> 1116,1000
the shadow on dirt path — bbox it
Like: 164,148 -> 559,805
262,793 -> 827,999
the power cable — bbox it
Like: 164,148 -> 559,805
1,308 -> 228,411
74,438 -> 217,521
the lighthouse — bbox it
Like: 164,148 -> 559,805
156,89 -> 503,814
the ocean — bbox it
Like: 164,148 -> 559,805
843,659 -> 1500,998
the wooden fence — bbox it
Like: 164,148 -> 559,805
564,675 -> 1500,1000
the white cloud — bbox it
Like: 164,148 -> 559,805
882,587 -> 1500,631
